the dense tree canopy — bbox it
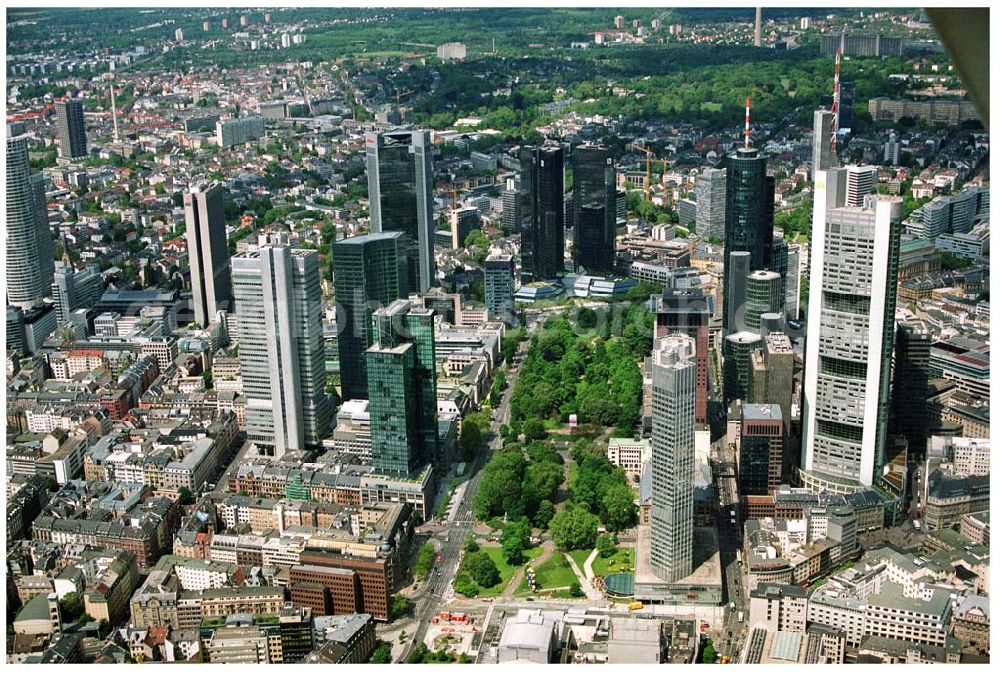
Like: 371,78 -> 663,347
550,504 -> 601,551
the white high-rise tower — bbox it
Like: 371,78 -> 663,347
6,124 -> 54,309
233,235 -> 332,457
800,169 -> 902,494
650,333 -> 696,582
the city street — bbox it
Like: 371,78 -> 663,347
397,315 -> 540,662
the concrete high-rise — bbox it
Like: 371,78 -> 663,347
6,125 -> 55,309
845,165 -> 878,207
695,168 -> 727,243
739,403 -> 784,496
501,177 -> 520,235
801,169 -> 903,494
484,254 -> 516,324
367,300 -> 439,475
333,232 -> 406,401
723,147 -> 774,333
450,207 -> 481,249
749,332 -> 795,436
653,287 -> 710,424
185,183 -> 232,327
365,129 -> 435,293
572,144 -> 616,274
650,334 -> 696,583
233,235 -> 333,457
884,132 -> 901,165
52,265 -> 103,324
812,109 -> 835,177
519,145 -> 565,283
745,270 -> 783,332
55,100 -> 88,160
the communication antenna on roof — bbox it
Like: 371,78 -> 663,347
831,49 -> 841,153
744,96 -> 752,149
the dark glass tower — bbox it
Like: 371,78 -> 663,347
333,232 -> 406,401
520,146 -> 565,283
723,147 -> 774,333
368,299 -> 439,476
572,145 -> 616,274
365,129 -> 435,293
56,100 -> 88,160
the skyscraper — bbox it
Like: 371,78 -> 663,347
723,147 -> 774,333
695,168 -> 727,243
520,145 -> 565,283
572,144 -> 616,274
653,287 -> 710,424
724,251 -> 751,334
890,320 -> 933,458
484,254 -> 516,324
55,100 -> 88,160
233,235 -> 333,457
749,332 -> 795,436
771,232 -> 788,308
650,334 -> 696,583
366,129 -> 435,293
785,243 -> 802,319
744,270 -> 783,332
185,183 -> 233,327
501,178 -> 521,235
7,124 -> 55,309
367,300 -> 439,475
723,331 -> 763,402
812,109 -> 835,177
333,232 -> 406,401
801,170 -> 903,493
739,403 -> 784,496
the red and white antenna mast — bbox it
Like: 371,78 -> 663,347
744,96 -> 752,149
831,49 -> 841,153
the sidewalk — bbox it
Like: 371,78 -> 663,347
564,551 -> 603,601
582,548 -> 599,581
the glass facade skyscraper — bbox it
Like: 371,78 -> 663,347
519,145 -> 565,283
744,270 -> 783,332
572,144 -> 616,274
365,129 -> 435,294
185,182 -> 232,327
333,232 -> 406,401
6,124 -> 55,310
484,254 -> 516,324
367,299 -> 439,476
723,147 -> 774,333
56,100 -> 88,160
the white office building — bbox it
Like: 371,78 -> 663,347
649,334 -> 696,582
801,169 -> 902,494
232,235 -> 333,457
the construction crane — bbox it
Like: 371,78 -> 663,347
395,89 -> 413,106
630,142 -> 653,202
